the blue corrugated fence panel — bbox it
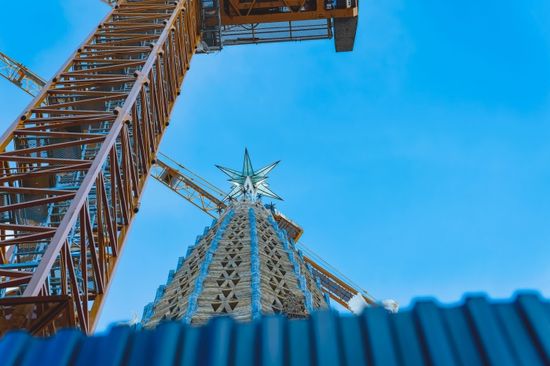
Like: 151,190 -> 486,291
311,310 -> 343,366
441,307 -> 483,366
465,296 -> 516,366
338,315 -> 368,366
287,318 -> 313,366
74,332 -> 103,366
233,321 -> 257,366
391,311 -> 425,366
200,316 -> 234,366
363,306 -> 399,366
151,322 -> 183,366
0,331 -> 29,366
178,326 -> 201,366
125,327 -> 153,366
413,300 -> 458,366
494,303 -> 544,366
1,292 -> 549,366
260,316 -> 285,366
18,337 -> 51,366
517,293 -> 550,364
95,325 -> 133,366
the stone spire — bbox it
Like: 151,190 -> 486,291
142,152 -> 328,326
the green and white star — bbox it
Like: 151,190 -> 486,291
216,149 -> 282,201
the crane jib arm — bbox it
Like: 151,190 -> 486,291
0,52 -> 45,97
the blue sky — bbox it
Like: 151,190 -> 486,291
1,0 -> 549,331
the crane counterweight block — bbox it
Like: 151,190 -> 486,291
334,16 -> 358,52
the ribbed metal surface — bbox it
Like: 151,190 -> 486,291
1,292 -> 549,366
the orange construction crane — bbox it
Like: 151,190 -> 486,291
0,0 -> 361,336
0,51 -> 391,320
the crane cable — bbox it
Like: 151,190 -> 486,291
295,240 -> 377,303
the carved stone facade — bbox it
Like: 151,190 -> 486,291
142,201 -> 327,327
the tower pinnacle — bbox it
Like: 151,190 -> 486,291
216,148 -> 282,201
142,152 -> 329,327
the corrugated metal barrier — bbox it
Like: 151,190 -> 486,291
1,292 -> 549,366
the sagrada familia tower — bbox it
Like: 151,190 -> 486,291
142,151 -> 329,326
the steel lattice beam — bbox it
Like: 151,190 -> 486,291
150,154 -> 227,218
0,52 -> 45,97
0,0 -> 199,336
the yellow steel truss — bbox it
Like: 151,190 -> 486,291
0,52 -> 45,97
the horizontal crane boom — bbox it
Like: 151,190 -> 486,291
99,0 -> 358,51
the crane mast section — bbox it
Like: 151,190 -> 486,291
0,0 -> 200,336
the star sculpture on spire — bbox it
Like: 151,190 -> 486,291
216,149 -> 282,201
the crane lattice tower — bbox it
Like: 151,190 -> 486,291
142,150 -> 328,326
